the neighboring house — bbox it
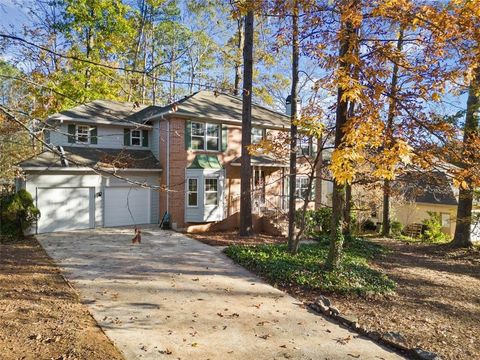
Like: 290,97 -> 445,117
392,172 -> 458,237
17,91 -> 322,234
319,170 -> 459,237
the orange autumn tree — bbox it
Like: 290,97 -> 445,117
295,0 -> 472,268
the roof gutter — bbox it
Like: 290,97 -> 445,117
21,167 -> 162,172
160,112 -> 289,131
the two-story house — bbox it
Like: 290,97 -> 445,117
18,91 -> 322,234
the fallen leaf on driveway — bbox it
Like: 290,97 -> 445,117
259,334 -> 271,340
347,354 -> 360,358
335,336 -> 351,345
217,313 -> 224,317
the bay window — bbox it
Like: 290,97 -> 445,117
187,178 -> 198,207
205,178 -> 218,205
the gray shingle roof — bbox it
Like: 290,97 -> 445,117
48,100 -> 148,126
231,155 -> 288,168
46,92 -> 290,129
398,171 -> 458,206
123,91 -> 291,128
20,147 -> 161,170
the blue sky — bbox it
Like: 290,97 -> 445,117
0,0 -> 28,30
0,0 -> 469,117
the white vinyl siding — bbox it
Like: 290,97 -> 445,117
47,123 -> 151,149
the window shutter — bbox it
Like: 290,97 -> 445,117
124,128 -> 130,146
185,120 -> 192,149
221,124 -> 228,151
142,130 -> 148,147
67,124 -> 75,143
90,126 -> 98,145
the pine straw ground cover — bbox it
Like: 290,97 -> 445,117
0,237 -> 124,360
190,232 -> 480,360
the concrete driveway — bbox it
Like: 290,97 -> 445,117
38,227 -> 404,360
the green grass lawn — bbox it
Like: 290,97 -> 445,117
224,236 -> 396,296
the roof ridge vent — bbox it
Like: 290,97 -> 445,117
57,146 -> 69,167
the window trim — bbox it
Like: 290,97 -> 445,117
76,125 -> 90,144
295,176 -> 314,200
206,123 -> 220,151
251,127 -> 265,144
187,178 -> 199,207
297,135 -> 310,156
204,177 -> 219,206
190,121 -> 220,151
130,130 -> 142,147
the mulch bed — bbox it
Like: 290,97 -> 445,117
189,232 -> 480,360
0,237 -> 124,360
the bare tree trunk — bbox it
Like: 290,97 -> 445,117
382,27 -> 404,237
239,11 -> 254,236
326,1 -> 359,270
452,68 -> 480,248
344,183 -> 352,235
288,0 -> 300,253
234,17 -> 244,96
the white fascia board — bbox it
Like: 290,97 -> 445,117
48,118 -> 152,129
230,163 -> 288,168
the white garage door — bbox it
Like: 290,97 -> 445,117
37,187 -> 93,233
104,187 -> 150,227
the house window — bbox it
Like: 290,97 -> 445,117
441,213 -> 450,227
191,122 -> 205,150
131,130 -> 142,146
205,178 -> 218,205
297,135 -> 310,155
187,178 -> 198,207
191,122 -> 220,151
206,123 -> 220,151
252,127 -> 265,144
76,125 -> 90,144
295,176 -> 314,200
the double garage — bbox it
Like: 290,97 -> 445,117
21,171 -> 160,234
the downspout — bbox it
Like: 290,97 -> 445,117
166,117 -> 170,214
